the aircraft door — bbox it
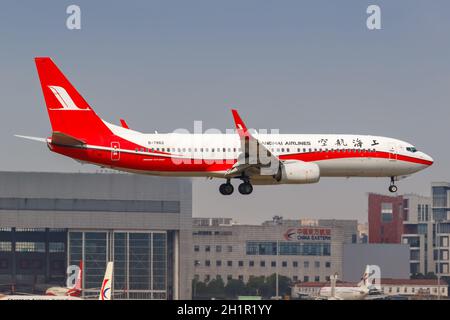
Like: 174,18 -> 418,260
388,143 -> 397,161
111,142 -> 120,161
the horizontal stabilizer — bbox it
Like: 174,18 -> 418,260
14,135 -> 47,143
51,131 -> 86,147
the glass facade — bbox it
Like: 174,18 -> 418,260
246,241 -> 331,256
69,231 -> 168,300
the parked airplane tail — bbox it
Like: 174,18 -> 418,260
357,265 -> 373,289
34,57 -> 111,145
67,260 -> 83,296
99,262 -> 114,301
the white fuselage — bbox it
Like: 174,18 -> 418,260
99,121 -> 434,183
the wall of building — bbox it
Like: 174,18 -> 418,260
193,219 -> 358,284
0,171 -> 192,299
343,244 -> 410,282
368,193 -> 404,244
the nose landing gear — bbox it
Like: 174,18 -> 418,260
388,177 -> 398,193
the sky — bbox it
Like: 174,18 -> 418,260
0,1 -> 449,224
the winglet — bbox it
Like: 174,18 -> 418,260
231,109 -> 250,138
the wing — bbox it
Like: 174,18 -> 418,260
225,109 -> 280,177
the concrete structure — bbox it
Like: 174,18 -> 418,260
192,217 -> 358,284
0,171 -> 192,299
343,244 -> 410,282
292,278 -> 448,298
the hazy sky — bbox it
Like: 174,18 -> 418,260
1,1 -> 449,224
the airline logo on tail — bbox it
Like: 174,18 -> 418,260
48,85 -> 86,110
99,262 -> 114,301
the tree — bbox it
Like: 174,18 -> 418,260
207,277 -> 225,298
265,273 -> 293,297
224,279 -> 247,298
246,275 -> 266,296
192,279 -> 208,299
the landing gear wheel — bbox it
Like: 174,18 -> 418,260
388,185 -> 398,193
219,183 -> 234,195
388,177 -> 398,193
238,182 -> 253,195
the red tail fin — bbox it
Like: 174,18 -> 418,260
34,57 -> 111,144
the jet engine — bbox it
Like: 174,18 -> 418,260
273,160 -> 320,184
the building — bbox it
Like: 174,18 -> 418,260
358,223 -> 368,243
368,193 -> 404,243
192,217 -> 358,284
430,183 -> 450,276
0,171 -> 192,299
369,187 -> 450,278
292,278 -> 448,298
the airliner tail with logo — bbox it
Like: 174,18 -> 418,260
16,57 -> 433,195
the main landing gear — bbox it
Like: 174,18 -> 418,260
388,177 -> 398,193
219,179 -> 234,195
219,177 -> 253,195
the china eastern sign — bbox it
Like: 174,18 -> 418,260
283,227 -> 332,241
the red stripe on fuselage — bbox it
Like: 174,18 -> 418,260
50,144 -> 432,173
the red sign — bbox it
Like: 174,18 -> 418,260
283,228 -> 331,241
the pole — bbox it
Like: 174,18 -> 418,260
276,240 -> 279,299
437,221 -> 440,300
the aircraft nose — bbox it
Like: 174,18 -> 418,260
422,152 -> 434,166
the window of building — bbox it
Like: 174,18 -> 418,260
16,242 -> 45,253
325,262 -> 331,268
205,260 -> 211,267
49,242 -> 65,253
314,276 -> 320,282
194,245 -> 199,252
304,261 -> 309,268
227,275 -> 232,281
194,260 -> 200,266
304,276 -> 309,282
216,245 -> 222,253
216,260 -> 222,267
227,245 -> 233,253
381,203 -> 393,222
282,261 -> 287,267
325,276 -> 330,281
238,275 -> 244,281
205,275 -> 210,282
249,261 -> 254,267
205,245 -> 210,252
260,261 -> 266,267
238,261 -> 243,267
0,259 -> 8,269
271,261 -> 276,267
314,261 -> 320,268
0,242 -> 12,252
293,261 -> 298,268
293,276 -> 298,282
227,261 -> 232,267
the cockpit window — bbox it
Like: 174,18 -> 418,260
406,147 -> 417,153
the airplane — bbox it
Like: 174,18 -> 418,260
0,261 -> 112,301
16,57 -> 433,195
315,265 -> 376,300
45,260 -> 83,297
